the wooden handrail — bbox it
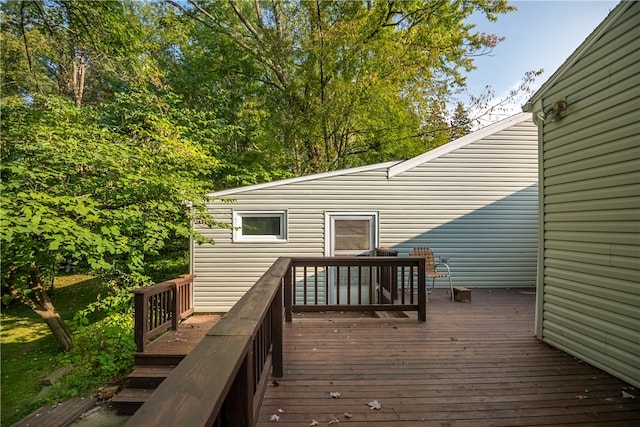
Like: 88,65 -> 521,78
133,274 -> 195,352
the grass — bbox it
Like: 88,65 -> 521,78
0,274 -> 109,427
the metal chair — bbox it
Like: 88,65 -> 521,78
409,247 -> 453,301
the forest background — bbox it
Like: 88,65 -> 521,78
0,1 -> 539,423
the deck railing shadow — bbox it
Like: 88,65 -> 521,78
125,256 -> 426,427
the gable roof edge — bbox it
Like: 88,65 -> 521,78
387,112 -> 531,178
207,160 -> 401,197
523,1 -> 630,112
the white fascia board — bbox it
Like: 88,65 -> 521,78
523,1 -> 629,113
387,112 -> 531,178
207,160 -> 401,197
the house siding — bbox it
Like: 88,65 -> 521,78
192,114 -> 538,312
534,1 -> 640,387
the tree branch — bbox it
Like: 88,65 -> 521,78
19,1 -> 40,93
165,0 -> 217,31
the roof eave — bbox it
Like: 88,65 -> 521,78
207,160 -> 401,197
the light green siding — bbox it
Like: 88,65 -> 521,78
192,114 -> 538,312
528,1 -> 640,387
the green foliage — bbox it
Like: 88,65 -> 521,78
1,94 -> 214,286
167,0 -> 515,174
0,274 -> 109,426
0,0 -> 160,105
73,278 -> 140,327
59,312 -> 135,389
0,93 -> 223,351
450,102 -> 473,140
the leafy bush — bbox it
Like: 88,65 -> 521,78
55,312 -> 135,398
46,278 -> 138,400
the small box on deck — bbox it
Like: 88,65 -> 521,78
453,286 -> 471,303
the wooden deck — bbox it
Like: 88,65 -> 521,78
139,313 -> 220,361
257,288 -> 640,426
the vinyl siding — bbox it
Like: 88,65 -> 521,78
192,114 -> 538,312
534,2 -> 640,387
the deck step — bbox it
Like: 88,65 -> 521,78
10,397 -> 98,427
111,388 -> 154,415
127,365 -> 175,389
133,352 -> 186,366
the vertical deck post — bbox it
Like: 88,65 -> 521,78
417,258 -> 427,322
224,348 -> 253,427
171,282 -> 179,331
284,263 -> 293,323
134,292 -> 147,352
272,284 -> 284,378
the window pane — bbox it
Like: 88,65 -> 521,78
334,220 -> 369,250
242,216 -> 281,236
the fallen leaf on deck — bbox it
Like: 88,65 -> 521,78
309,420 -> 319,426
269,414 -> 280,421
367,400 -> 381,410
622,390 -> 636,399
277,408 -> 284,413
576,395 -> 587,400
329,391 -> 342,398
328,416 -> 340,424
343,412 -> 353,418
272,380 -> 280,387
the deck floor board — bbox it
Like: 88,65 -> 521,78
257,288 -> 640,426
141,314 -> 220,356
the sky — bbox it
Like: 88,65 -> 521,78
461,0 -> 620,125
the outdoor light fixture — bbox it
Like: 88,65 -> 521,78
536,100 -> 568,123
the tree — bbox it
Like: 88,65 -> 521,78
167,0 -> 514,174
450,102 -> 473,140
0,94 -> 220,350
1,0 -> 160,106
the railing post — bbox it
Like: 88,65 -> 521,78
272,283 -> 284,378
134,291 -> 147,352
171,282 -> 179,331
224,345 -> 253,426
284,263 -> 293,323
417,258 -> 427,322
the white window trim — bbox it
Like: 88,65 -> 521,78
233,210 -> 288,242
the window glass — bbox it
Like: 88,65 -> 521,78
242,216 -> 281,236
334,220 -> 370,250
233,211 -> 287,241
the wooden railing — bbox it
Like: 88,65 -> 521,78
125,256 -> 425,426
133,274 -> 195,352
285,256 -> 426,322
125,259 -> 287,427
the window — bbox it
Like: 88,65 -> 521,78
325,212 -> 378,256
334,219 -> 371,251
233,211 -> 287,242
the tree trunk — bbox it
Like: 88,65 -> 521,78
72,50 -> 87,108
35,303 -> 74,351
9,263 -> 75,351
